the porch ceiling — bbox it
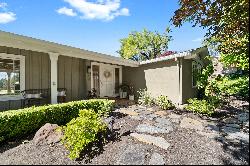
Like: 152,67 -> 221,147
0,31 -> 139,67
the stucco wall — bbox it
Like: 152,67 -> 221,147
123,58 -> 200,105
123,59 -> 181,105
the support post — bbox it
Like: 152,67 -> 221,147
49,52 -> 59,104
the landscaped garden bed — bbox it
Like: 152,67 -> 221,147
0,99 -> 114,143
0,97 -> 248,165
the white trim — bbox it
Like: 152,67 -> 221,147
140,52 -> 192,65
49,52 -> 59,104
139,47 -> 208,65
192,60 -> 202,88
0,53 -> 25,95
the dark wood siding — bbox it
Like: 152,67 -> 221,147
0,46 -> 87,103
0,46 -> 50,90
58,55 -> 86,102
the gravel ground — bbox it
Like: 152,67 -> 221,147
0,100 -> 249,165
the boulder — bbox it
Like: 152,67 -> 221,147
33,123 -> 63,146
149,152 -> 165,165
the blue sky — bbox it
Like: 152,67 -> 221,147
0,0 -> 207,57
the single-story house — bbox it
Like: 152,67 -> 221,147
0,30 -> 209,111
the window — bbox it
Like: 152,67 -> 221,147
0,54 -> 25,96
115,68 -> 120,93
92,65 -> 100,96
192,60 -> 202,87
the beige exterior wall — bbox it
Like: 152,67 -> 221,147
123,58 -> 200,105
123,59 -> 181,105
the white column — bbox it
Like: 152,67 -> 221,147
49,52 -> 59,104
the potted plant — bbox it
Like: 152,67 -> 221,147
128,85 -> 135,100
119,84 -> 129,98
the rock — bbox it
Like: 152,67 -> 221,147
154,111 -> 168,117
130,133 -> 170,150
33,123 -> 63,146
154,123 -> 173,133
149,152 -> 165,165
147,107 -> 157,112
221,126 -> 240,133
226,132 -> 249,143
225,123 -> 241,129
103,116 -> 115,138
115,144 -> 147,165
155,117 -> 172,126
130,115 -> 143,121
205,123 -> 220,132
180,117 -> 204,131
237,113 -> 249,122
223,117 -> 238,124
245,121 -> 249,128
168,113 -> 181,120
119,108 -> 139,116
140,111 -> 153,116
136,124 -> 170,134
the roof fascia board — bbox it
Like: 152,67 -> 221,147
0,31 -> 139,67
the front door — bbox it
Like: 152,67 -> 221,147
91,62 -> 122,98
100,64 -> 114,97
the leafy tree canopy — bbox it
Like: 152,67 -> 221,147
172,0 -> 249,70
118,28 -> 173,61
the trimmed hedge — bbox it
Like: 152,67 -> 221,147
0,99 -> 114,143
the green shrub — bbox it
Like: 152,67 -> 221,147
184,97 -> 220,116
217,75 -> 249,99
60,109 -> 107,160
156,95 -> 174,110
0,99 -> 114,143
138,89 -> 155,106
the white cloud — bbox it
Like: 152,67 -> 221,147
57,7 -> 77,16
60,0 -> 129,21
0,2 -> 16,24
192,38 -> 203,42
0,12 -> 16,24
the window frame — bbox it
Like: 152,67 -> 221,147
0,53 -> 25,98
192,60 -> 202,88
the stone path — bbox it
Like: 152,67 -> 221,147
112,104 -> 249,165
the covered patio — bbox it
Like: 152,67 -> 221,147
0,31 -> 138,111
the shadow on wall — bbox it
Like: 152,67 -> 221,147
123,59 -> 178,102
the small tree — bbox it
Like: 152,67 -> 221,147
171,0 -> 249,71
118,28 -> 173,61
